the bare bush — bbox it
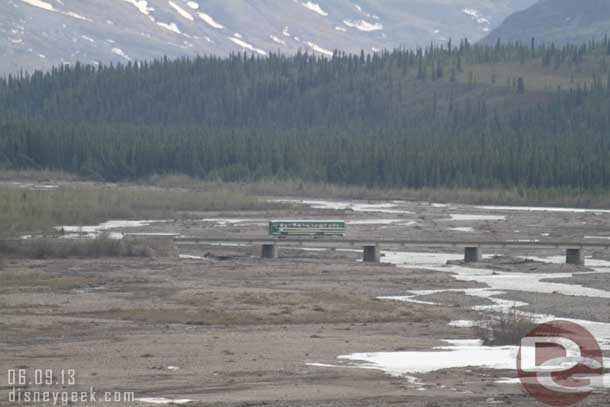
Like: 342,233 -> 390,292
475,309 -> 538,346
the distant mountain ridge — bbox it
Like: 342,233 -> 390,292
1,0 -> 536,75
481,0 -> 610,45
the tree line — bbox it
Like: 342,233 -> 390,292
1,38 -> 610,189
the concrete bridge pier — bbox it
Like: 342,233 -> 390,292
261,244 -> 278,259
566,248 -> 584,266
363,245 -> 380,263
464,247 -> 481,263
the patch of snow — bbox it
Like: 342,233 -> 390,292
477,205 -> 610,214
315,247 -> 610,381
111,47 -> 131,60
271,199 -> 414,215
306,41 -> 333,57
228,36 -> 267,56
20,0 -> 55,12
157,21 -> 181,34
335,26 -> 347,32
58,220 -> 165,235
179,254 -> 204,260
270,35 -> 286,46
169,1 -> 193,21
301,1 -> 327,16
282,26 -> 290,37
449,320 -> 478,328
233,32 -> 242,38
449,227 -> 474,232
198,218 -> 266,227
462,8 -> 490,26
64,11 -> 91,21
338,341 -> 518,377
186,1 -> 198,10
348,219 -> 402,225
81,35 -> 95,42
446,214 -> 506,221
122,0 -> 154,16
198,11 -> 224,29
343,19 -> 383,32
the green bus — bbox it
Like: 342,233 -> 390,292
269,220 -> 346,236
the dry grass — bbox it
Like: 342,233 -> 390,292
0,169 -> 80,182
0,233 -> 175,259
0,181 -> 278,238
475,309 -> 538,346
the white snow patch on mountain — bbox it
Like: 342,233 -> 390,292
352,3 -> 379,20
335,26 -> 347,32
228,36 -> 267,56
111,47 -> 131,60
21,0 -> 55,12
234,32 -> 242,38
21,0 -> 90,22
169,1 -> 193,21
462,8 -> 490,27
306,41 -> 333,56
81,35 -> 95,42
157,21 -> 180,34
270,35 -> 286,45
122,0 -> 154,16
282,26 -> 290,37
302,2 -> 327,17
186,1 -> 198,10
65,11 -> 91,21
198,11 -> 224,29
343,19 -> 383,32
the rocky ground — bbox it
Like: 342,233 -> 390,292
2,196 -> 610,406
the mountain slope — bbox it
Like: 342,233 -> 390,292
1,0 -> 536,75
481,0 -> 610,45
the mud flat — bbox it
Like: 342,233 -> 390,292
2,197 -> 610,406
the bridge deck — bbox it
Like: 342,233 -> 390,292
174,237 -> 610,249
